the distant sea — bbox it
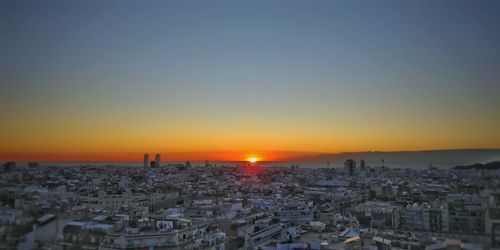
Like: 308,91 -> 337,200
8,149 -> 500,169
14,161 -> 454,169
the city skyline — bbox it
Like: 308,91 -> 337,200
2,1 -> 500,249
2,0 -> 500,161
2,149 -> 500,164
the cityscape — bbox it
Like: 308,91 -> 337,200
3,155 -> 500,249
2,0 -> 500,250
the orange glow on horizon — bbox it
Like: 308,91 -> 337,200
246,157 -> 259,163
0,151 -> 290,162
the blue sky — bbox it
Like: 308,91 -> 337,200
1,0 -> 500,158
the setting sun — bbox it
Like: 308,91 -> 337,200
246,157 -> 258,163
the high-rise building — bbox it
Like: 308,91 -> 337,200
486,208 -> 500,248
344,159 -> 356,176
360,159 -> 366,171
423,201 -> 449,232
155,153 -> 161,167
144,153 -> 149,168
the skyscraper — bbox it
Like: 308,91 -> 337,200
360,159 -> 366,171
144,153 -> 149,168
344,159 -> 356,176
155,153 -> 161,167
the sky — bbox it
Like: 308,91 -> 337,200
1,0 -> 500,161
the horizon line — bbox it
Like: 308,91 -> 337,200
1,147 -> 500,162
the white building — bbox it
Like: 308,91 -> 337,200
423,201 -> 449,232
402,203 -> 424,231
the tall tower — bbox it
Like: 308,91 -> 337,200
144,153 -> 149,168
360,159 -> 366,171
344,159 -> 356,176
155,153 -> 161,167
